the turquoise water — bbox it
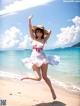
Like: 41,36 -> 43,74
0,48 -> 80,93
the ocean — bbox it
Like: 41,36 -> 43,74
0,48 -> 80,94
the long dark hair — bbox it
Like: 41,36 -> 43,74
35,28 -> 44,39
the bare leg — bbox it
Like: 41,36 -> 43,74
21,64 -> 41,81
41,63 -> 56,100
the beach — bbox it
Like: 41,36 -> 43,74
0,48 -> 80,106
0,77 -> 80,106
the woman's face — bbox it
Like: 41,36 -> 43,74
35,29 -> 44,39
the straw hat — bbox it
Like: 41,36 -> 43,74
32,25 -> 48,35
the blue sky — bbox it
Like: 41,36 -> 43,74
0,0 -> 80,50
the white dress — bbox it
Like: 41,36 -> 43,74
22,40 -> 60,69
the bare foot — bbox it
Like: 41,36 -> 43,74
52,91 -> 56,100
52,93 -> 56,100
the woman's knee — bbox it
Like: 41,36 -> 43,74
37,77 -> 42,81
36,75 -> 42,81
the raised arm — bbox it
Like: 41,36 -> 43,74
44,29 -> 51,43
28,15 -> 34,39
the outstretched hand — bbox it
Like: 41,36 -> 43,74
28,15 -> 33,20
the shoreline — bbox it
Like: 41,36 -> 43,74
0,69 -> 80,96
0,77 -> 80,106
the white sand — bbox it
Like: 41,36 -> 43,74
0,78 -> 80,106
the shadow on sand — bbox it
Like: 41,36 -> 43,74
33,101 -> 66,106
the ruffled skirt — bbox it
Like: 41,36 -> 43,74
21,50 -> 60,69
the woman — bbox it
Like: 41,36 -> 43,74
21,15 -> 59,100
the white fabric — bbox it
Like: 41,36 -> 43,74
22,40 -> 60,69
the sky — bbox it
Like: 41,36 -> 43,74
0,0 -> 80,50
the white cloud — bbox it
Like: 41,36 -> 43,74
0,26 -> 31,49
0,0 -> 53,16
0,26 -> 22,49
55,16 -> 80,48
72,16 -> 80,26
18,35 -> 29,49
